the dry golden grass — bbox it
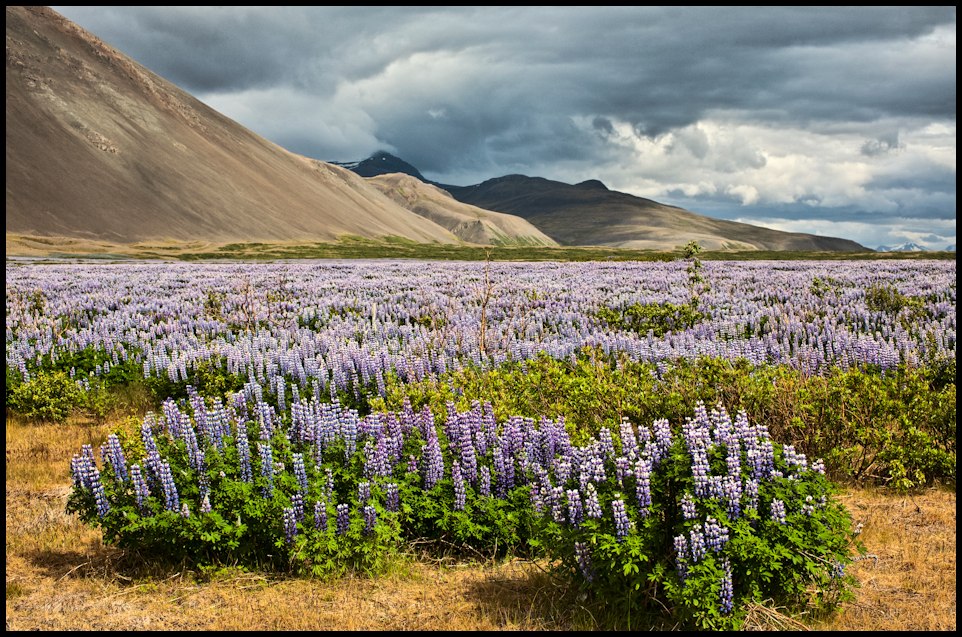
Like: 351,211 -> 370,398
5,416 -> 956,631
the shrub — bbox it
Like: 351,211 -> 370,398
533,402 -> 863,630
67,392 -> 863,629
8,370 -> 85,423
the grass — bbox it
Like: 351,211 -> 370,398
7,232 -> 957,263
5,414 -> 955,631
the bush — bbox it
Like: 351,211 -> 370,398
8,370 -> 85,423
67,393 -> 863,629
533,403 -> 863,630
377,352 -> 956,488
597,302 -> 703,337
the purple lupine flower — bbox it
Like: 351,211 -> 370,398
681,492 -> 697,520
689,523 -> 707,562
771,498 -> 787,525
341,408 -> 359,461
811,458 -> 826,475
158,459 -> 179,512
704,517 -> 729,552
105,434 -> 128,482
363,504 -> 377,535
200,491 -> 212,514
180,502 -> 191,518
566,488 -> 584,526
633,457 -> 652,515
422,425 -> 444,490
725,440 -> 741,478
719,557 -> 733,615
336,503 -> 350,535
479,466 -> 491,498
181,419 -> 204,473
325,467 -> 335,500
722,474 -> 742,519
529,480 -> 543,514
88,462 -> 110,518
130,463 -> 149,510
452,462 -> 466,511
291,491 -> 305,522
614,455 -> 631,486
493,444 -> 514,497
598,427 -> 616,461
690,448 -> 711,498
619,417 -> 638,461
757,437 -> 775,480
552,454 -> 572,485
454,411 -> 479,486
584,483 -> 603,519
801,495 -> 816,516
550,485 -> 566,524
783,444 -> 808,474
406,454 -> 419,474
236,420 -> 253,483
71,449 -> 94,490
358,481 -> 371,504
283,507 -> 297,544
258,442 -> 274,498
314,500 -> 328,532
612,497 -> 631,540
292,452 -> 308,493
363,438 -> 389,480
574,541 -> 595,582
385,482 -> 399,512
141,420 -> 163,483
652,418 -> 673,465
674,535 -> 689,581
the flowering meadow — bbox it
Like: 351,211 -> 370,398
6,257 -> 956,629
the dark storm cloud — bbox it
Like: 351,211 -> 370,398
54,7 -> 955,137
50,6 -> 955,248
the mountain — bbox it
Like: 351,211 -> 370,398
338,152 -> 867,252
876,242 -> 929,252
331,151 -> 427,181
445,175 -> 868,251
365,173 -> 558,247
5,6 -> 462,246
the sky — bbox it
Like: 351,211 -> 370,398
53,6 -> 956,250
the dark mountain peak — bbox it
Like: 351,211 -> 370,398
331,150 -> 426,181
575,179 -> 608,191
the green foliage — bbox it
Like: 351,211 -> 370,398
535,425 -> 862,630
809,275 -> 843,299
8,370 -> 85,423
598,302 -> 703,337
863,281 -> 928,329
67,389 -> 868,630
379,352 -> 955,488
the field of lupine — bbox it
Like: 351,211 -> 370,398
5,257 -> 956,630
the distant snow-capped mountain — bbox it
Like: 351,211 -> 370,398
876,242 -> 929,252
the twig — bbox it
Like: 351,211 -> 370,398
56,561 -> 90,582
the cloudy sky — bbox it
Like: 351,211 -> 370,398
54,6 -> 956,250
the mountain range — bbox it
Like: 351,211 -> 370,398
7,6 -> 867,254
875,242 -> 940,252
332,151 -> 866,252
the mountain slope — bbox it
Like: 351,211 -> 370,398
338,151 -> 867,252
445,175 -> 866,251
365,173 -> 558,247
5,6 -> 459,245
